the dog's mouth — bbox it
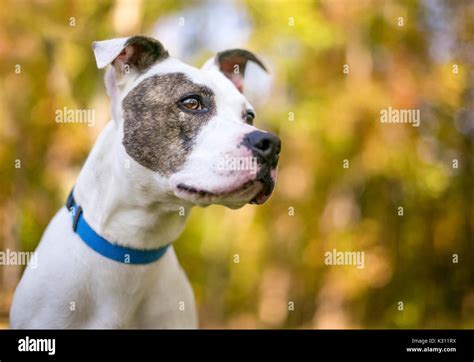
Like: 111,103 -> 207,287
176,177 -> 274,205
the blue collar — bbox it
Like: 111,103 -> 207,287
66,190 -> 169,265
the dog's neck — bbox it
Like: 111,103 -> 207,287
73,121 -> 191,250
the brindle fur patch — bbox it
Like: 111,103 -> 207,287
122,73 -> 216,175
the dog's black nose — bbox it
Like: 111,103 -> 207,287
243,131 -> 281,166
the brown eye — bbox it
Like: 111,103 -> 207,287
180,96 -> 203,111
245,110 -> 255,125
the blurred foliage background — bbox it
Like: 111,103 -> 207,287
0,0 -> 473,328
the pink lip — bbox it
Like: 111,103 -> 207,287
176,179 -> 258,198
176,171 -> 277,205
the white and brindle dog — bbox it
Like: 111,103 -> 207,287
10,35 -> 280,328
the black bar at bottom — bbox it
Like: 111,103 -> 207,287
0,329 -> 472,361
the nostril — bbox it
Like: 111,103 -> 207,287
257,139 -> 272,152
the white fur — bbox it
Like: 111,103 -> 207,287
10,121 -> 197,328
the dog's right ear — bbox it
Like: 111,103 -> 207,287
92,35 -> 169,89
202,49 -> 267,94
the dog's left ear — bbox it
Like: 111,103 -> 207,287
92,35 -> 169,87
202,49 -> 267,93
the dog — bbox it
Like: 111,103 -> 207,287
10,35 -> 280,328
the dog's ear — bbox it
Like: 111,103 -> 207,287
202,49 -> 267,93
92,35 -> 169,84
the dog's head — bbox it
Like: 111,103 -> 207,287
93,35 -> 280,209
